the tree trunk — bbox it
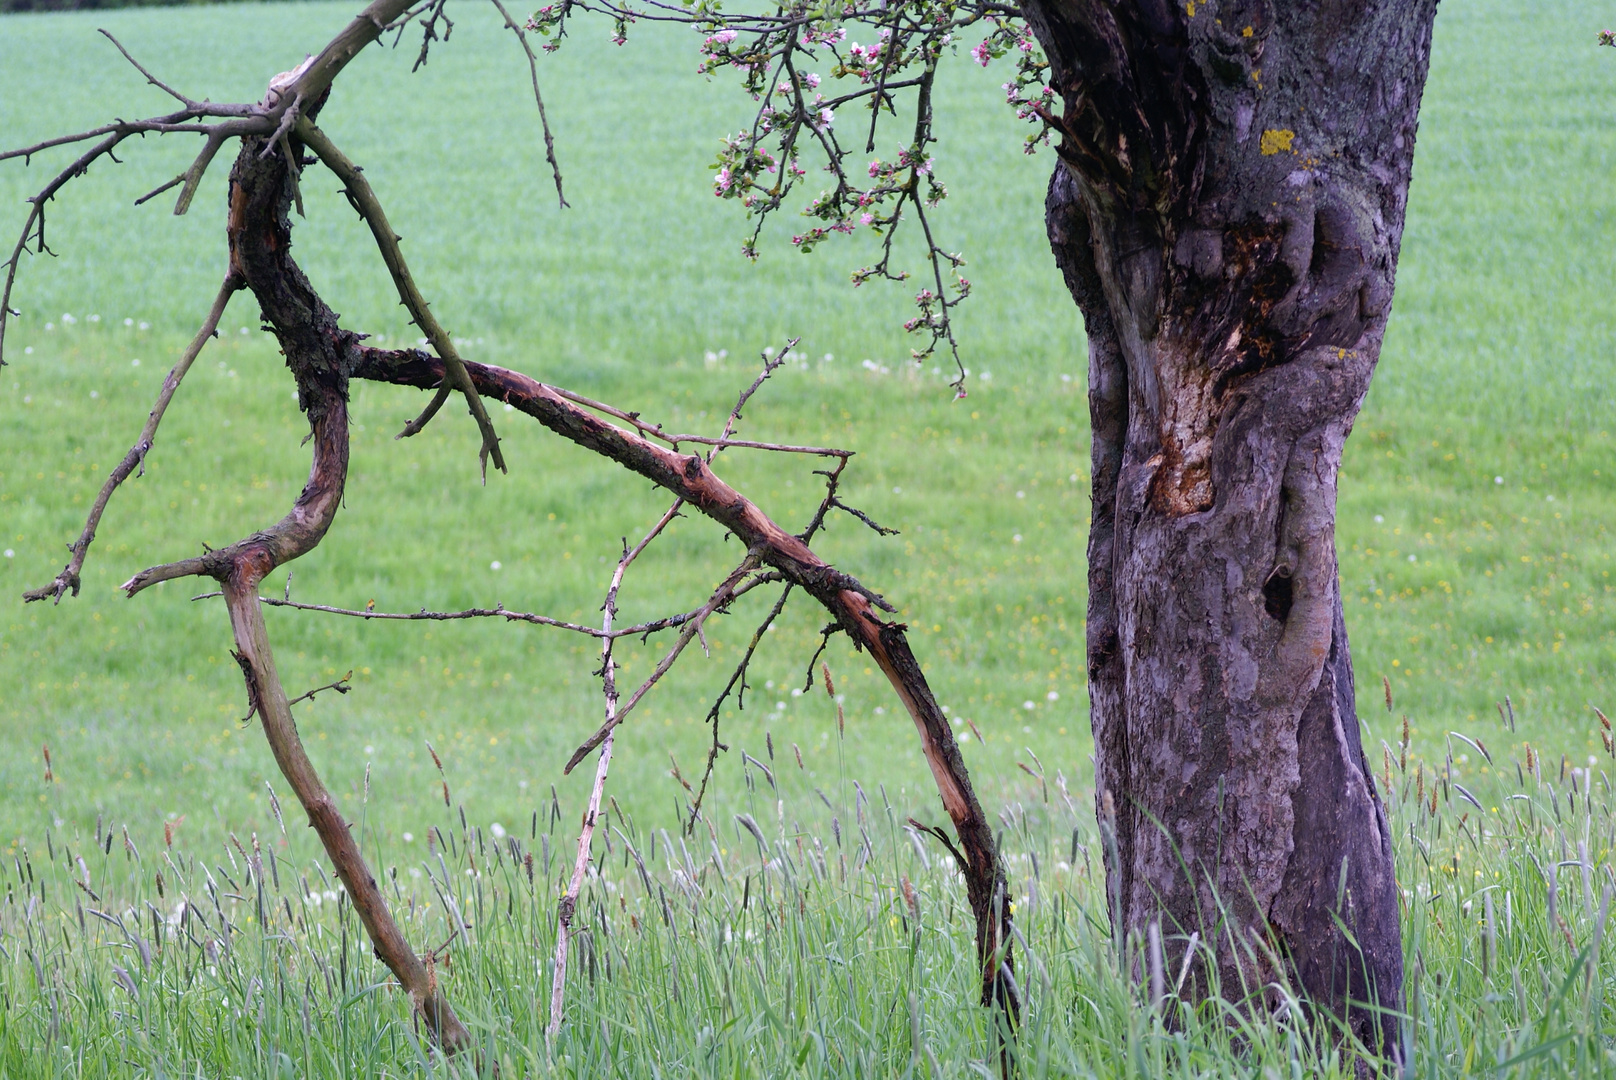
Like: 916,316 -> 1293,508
1022,0 -> 1439,1056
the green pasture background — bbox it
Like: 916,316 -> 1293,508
0,0 -> 1612,855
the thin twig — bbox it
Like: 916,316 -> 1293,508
549,500 -> 678,1037
287,670 -> 353,707
488,0 -> 567,208
3,133 -> 126,363
134,174 -> 186,207
194,589 -> 735,640
543,380 -> 847,456
99,29 -> 200,108
710,337 -> 798,461
24,273 -> 242,602
295,118 -> 506,476
563,553 -> 763,773
687,582 -> 793,830
830,497 -> 899,536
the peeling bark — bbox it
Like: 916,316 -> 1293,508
1025,0 -> 1438,1057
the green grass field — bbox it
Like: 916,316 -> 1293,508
0,0 -> 1614,1074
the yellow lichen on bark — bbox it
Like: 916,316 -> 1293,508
1260,129 -> 1295,155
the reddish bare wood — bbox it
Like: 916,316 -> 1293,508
354,346 -> 1018,1015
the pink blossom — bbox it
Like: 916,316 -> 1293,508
860,213 -> 874,225
716,167 -> 733,193
868,160 -> 882,178
818,107 -> 835,126
972,40 -> 992,66
711,28 -> 738,44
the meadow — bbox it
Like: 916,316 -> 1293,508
0,0 -> 1613,1074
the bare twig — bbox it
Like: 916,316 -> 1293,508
549,500 -> 678,1037
134,174 -> 186,207
24,273 -> 242,602
286,670 -> 353,707
488,0 -> 567,208
295,119 -> 506,476
3,133 -> 126,364
544,379 -> 850,457
687,582 -> 792,829
563,553 -> 762,773
98,29 -> 201,109
193,588 -> 762,640
830,497 -> 899,536
711,337 -> 798,460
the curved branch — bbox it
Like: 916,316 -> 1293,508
354,344 -> 1018,1015
117,121 -> 474,1056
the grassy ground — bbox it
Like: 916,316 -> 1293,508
0,0 -> 1614,1073
2,737 -> 1615,1077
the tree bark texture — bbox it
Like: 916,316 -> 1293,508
121,113 -> 475,1055
1021,0 -> 1439,1055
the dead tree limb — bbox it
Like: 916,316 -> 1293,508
549,500 -> 678,1037
295,119 -> 505,475
353,345 -> 1019,1017
24,273 -> 242,603
112,96 -> 476,1056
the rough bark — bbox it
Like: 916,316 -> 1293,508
1022,0 -> 1438,1057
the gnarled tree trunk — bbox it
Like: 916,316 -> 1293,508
1022,0 -> 1439,1056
